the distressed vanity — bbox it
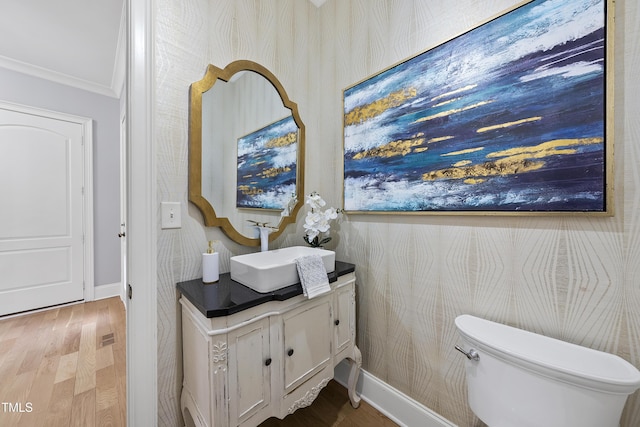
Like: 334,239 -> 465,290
177,261 -> 361,427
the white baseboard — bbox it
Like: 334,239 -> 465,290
94,282 -> 124,301
334,360 -> 457,427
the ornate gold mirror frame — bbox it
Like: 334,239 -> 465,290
189,60 -> 305,246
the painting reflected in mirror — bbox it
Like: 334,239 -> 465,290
235,115 -> 298,209
189,60 -> 305,246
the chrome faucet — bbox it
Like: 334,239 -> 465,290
247,220 -> 278,252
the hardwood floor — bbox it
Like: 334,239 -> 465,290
259,380 -> 398,427
0,297 -> 126,427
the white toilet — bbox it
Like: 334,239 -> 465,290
454,314 -> 640,427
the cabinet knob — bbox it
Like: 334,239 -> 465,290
287,348 -> 294,357
265,358 -> 272,366
335,319 -> 340,326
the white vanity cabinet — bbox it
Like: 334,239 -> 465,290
179,270 -> 361,427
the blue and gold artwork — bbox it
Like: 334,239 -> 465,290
237,116 -> 298,209
343,0 -> 609,213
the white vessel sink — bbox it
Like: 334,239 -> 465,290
230,246 -> 335,293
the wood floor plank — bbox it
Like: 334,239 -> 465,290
21,310 -> 46,332
47,377 -> 75,424
17,409 -> 44,427
17,346 -> 45,375
52,305 -> 73,331
43,411 -> 71,427
1,319 -> 25,341
110,299 -> 126,425
25,353 -> 59,419
0,411 -> 21,427
96,345 -> 115,371
43,321 -> 64,358
82,300 -> 99,325
74,322 -> 97,395
16,319 -> 53,375
0,342 -> 31,400
0,337 -> 17,375
0,316 -> 18,340
96,365 -> 118,412
69,389 -> 96,427
42,306 -> 59,322
96,404 -> 121,427
61,321 -> 82,355
113,346 -> 126,427
54,352 -> 79,384
109,300 -> 125,351
68,303 -> 86,324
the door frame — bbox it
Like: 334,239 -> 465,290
119,111 -> 127,305
127,0 -> 158,423
0,100 -> 95,302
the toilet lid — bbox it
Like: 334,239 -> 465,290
455,314 -> 640,394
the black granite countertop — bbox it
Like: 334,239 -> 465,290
177,260 -> 355,318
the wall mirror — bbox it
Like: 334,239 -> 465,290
189,60 -> 305,246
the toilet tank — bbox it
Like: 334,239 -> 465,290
455,315 -> 640,427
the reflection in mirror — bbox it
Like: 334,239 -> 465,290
189,61 -> 305,246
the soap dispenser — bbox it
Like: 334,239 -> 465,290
202,241 -> 219,283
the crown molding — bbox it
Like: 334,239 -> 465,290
0,55 -> 119,98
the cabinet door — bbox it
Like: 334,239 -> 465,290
282,298 -> 331,393
182,313 -> 214,427
228,318 -> 271,425
334,283 -> 354,354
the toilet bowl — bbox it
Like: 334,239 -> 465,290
455,314 -> 640,427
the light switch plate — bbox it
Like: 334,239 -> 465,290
161,202 -> 181,229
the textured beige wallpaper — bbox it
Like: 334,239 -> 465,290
155,0 -> 640,426
155,0 -> 316,425
320,0 -> 639,426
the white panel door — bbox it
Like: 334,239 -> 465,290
0,107 -> 85,316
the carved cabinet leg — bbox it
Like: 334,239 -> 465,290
346,345 -> 362,408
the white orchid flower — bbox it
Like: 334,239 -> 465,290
324,207 -> 338,221
302,192 -> 344,247
303,211 -> 322,230
303,212 -> 321,239
306,192 -> 326,211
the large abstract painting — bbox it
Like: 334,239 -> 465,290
343,0 -> 612,214
237,116 -> 298,209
